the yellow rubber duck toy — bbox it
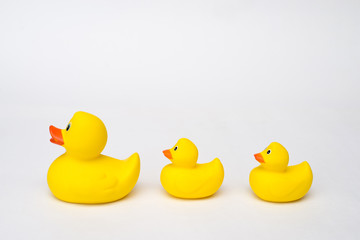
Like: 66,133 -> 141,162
48,111 -> 140,204
250,142 -> 313,202
161,138 -> 224,199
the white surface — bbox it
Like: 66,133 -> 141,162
0,0 -> 359,239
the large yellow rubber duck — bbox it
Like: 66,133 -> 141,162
161,138 -> 224,199
48,111 -> 140,204
249,142 -> 313,202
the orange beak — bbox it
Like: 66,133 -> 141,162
162,149 -> 172,160
49,125 -> 64,146
254,153 -> 265,163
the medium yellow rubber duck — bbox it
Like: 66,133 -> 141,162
48,111 -> 140,204
161,138 -> 224,199
250,142 -> 313,202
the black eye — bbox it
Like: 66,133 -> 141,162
174,146 -> 178,151
267,150 -> 271,154
66,123 -> 71,131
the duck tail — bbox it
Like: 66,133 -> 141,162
211,157 -> 225,178
302,161 -> 313,178
120,152 -> 141,181
127,152 -> 141,170
211,157 -> 222,166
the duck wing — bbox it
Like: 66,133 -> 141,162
175,171 -> 207,194
270,161 -> 313,199
175,158 -> 223,195
95,173 -> 119,193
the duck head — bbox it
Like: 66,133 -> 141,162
162,138 -> 198,168
254,142 -> 289,171
49,111 -> 108,159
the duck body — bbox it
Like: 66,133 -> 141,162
249,161 -> 312,202
250,142 -> 313,202
48,153 -> 140,204
161,138 -> 224,199
48,111 -> 140,204
161,158 -> 224,199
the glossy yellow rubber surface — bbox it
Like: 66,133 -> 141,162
161,138 -> 224,199
48,111 -> 140,204
250,142 -> 313,202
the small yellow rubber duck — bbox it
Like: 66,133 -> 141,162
161,138 -> 224,199
48,111 -> 140,204
250,142 -> 313,202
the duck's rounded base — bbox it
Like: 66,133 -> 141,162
163,190 -> 217,200
50,192 -> 132,204
251,192 -> 308,203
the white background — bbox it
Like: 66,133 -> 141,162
0,0 -> 359,239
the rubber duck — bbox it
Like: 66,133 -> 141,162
161,138 -> 224,199
249,142 -> 313,202
48,111 -> 140,204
